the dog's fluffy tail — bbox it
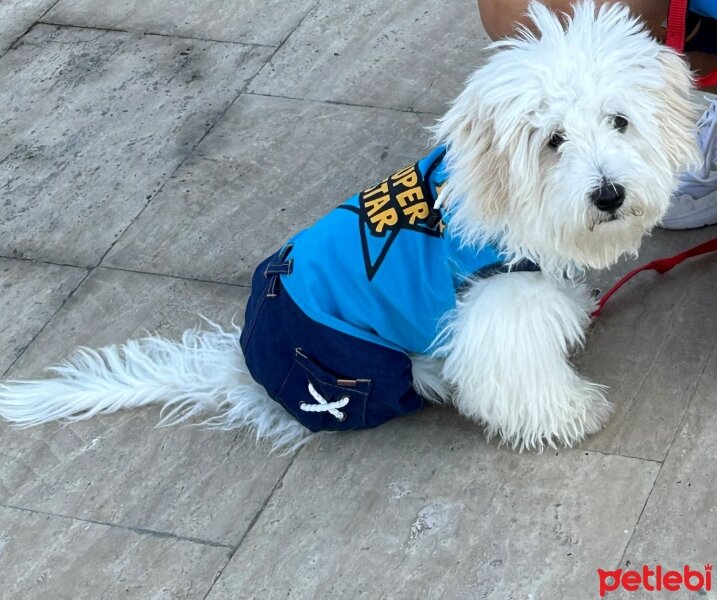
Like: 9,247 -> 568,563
0,322 -> 309,450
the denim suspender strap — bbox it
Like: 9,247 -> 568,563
264,244 -> 294,298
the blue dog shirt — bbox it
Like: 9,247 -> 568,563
281,146 -> 526,355
240,147 -> 538,432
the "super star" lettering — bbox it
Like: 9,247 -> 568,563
360,163 -> 432,235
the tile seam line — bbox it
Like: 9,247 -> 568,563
2,0 -> 64,55
245,90 -> 442,117
0,254 -> 83,271
36,20 -> 278,48
1,267 -> 91,379
0,502 -> 233,549
580,448 -> 662,465
96,0 -> 319,272
0,256 -> 252,288
200,449 -> 301,600
615,335 -> 717,570
103,264 -> 253,288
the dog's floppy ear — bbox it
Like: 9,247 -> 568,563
432,77 -> 514,220
653,47 -> 701,174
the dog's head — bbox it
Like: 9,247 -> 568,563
435,0 -> 701,275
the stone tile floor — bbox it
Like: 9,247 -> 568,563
0,1 -> 715,598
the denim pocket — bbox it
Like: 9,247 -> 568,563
276,348 -> 372,432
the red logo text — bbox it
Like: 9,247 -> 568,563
598,564 -> 712,597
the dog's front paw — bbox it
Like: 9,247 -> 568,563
477,377 -> 613,452
550,378 -> 613,446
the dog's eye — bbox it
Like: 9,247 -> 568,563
548,131 -> 566,149
612,115 -> 628,132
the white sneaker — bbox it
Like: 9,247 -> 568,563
661,97 -> 717,230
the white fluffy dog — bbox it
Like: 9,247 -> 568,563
0,2 -> 700,451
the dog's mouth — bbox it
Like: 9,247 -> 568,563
588,213 -> 621,231
588,205 -> 644,231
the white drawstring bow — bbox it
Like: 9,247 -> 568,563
300,382 -> 349,421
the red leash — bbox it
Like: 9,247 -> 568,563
666,0 -> 717,88
592,237 -> 717,318
666,0 -> 689,52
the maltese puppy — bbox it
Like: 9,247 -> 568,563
0,1 -> 699,451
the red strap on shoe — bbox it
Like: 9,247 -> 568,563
592,236 -> 717,318
666,0 -> 717,89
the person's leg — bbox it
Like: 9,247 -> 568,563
477,0 -> 669,41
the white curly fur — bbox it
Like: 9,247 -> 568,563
426,273 -> 612,450
433,1 -> 699,278
0,322 -> 310,451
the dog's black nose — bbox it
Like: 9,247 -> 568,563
591,183 -> 625,213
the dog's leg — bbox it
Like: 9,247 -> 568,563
438,271 -> 612,450
0,322 -> 309,450
410,354 -> 450,404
